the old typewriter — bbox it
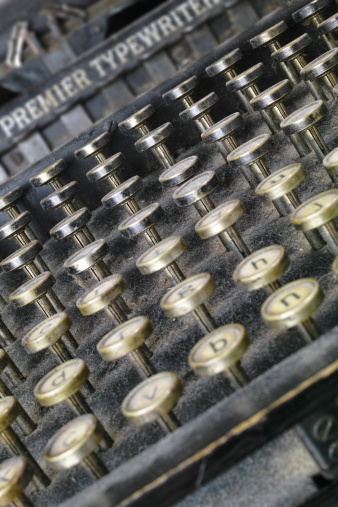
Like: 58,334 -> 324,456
0,0 -> 337,505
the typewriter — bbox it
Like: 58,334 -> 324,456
0,0 -> 337,505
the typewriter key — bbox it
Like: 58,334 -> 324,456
195,200 -> 250,260
122,372 -> 182,433
271,34 -> 327,101
323,146 -> 338,181
40,181 -> 79,216
86,152 -> 125,188
160,273 -> 217,333
102,175 -> 142,215
34,359 -> 112,449
206,49 -> 254,112
0,348 -> 25,388
49,207 -> 93,247
280,101 -> 329,161
179,93 -> 218,133
250,21 -> 299,85
22,313 -> 75,363
163,77 -> 216,133
30,159 -> 66,190
77,274 -> 128,325
97,316 -> 156,378
233,245 -> 290,292
0,397 -> 49,489
173,171 -> 218,217
134,123 -> 175,170
119,104 -> 155,136
118,203 -> 164,246
261,278 -> 324,343
44,414 -> 108,479
159,156 -> 201,188
0,457 -> 33,507
201,113 -> 242,156
75,130 -> 114,163
0,240 -> 43,279
332,255 -> 338,275
0,187 -> 23,219
300,48 -> 338,92
293,0 -> 337,50
188,324 -> 249,389
136,235 -> 186,284
250,80 -> 311,155
318,13 -> 338,49
290,189 -> 338,255
64,239 -> 111,281
227,134 -> 272,185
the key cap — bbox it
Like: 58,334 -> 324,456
250,21 -> 299,85
300,48 -> 338,94
195,199 -> 250,260
122,372 -> 182,433
0,457 -> 33,507
0,397 -> 49,489
119,104 -> 155,136
49,207 -> 93,248
323,146 -> 338,182
293,0 -> 337,50
256,164 -> 326,250
102,176 -> 142,215
30,159 -> 67,191
261,278 -> 324,343
75,130 -> 115,164
159,156 -> 201,189
290,189 -> 338,254
188,324 -> 249,389
233,245 -> 290,293
118,203 -> 164,246
0,240 -> 43,279
271,34 -> 328,101
86,152 -> 125,189
318,13 -> 338,49
201,112 -> 243,157
44,414 -> 108,480
97,316 -> 156,378
22,313 -> 75,364
134,123 -> 175,170
40,181 -> 79,216
34,359 -> 112,449
76,274 -> 129,325
64,239 -> 112,283
160,272 -> 217,333
0,187 -> 37,242
227,134 -> 273,185
280,100 -> 329,162
173,171 -> 218,216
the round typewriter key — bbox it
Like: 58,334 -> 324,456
86,152 -> 124,188
118,203 -> 164,246
159,156 -> 201,188
301,48 -> 338,92
293,0 -> 336,49
102,175 -> 142,215
195,199 -> 250,260
122,371 -> 182,433
323,146 -> 338,181
0,457 -> 33,506
49,207 -> 93,247
179,93 -> 218,133
163,76 -> 198,103
77,274 -> 128,324
0,187 -> 23,217
22,313 -> 75,363
290,189 -> 338,254
226,63 -> 264,98
75,130 -> 115,162
135,123 -> 175,170
30,159 -> 66,190
261,278 -> 324,343
280,100 -> 329,161
332,255 -> 338,275
233,245 -> 290,292
136,235 -> 186,284
0,240 -> 42,278
119,104 -> 155,135
160,273 -> 216,333
318,13 -> 338,49
0,348 -> 25,388
44,414 -> 108,479
202,113 -> 243,157
34,359 -> 112,449
271,34 -> 327,101
40,181 -> 78,215
206,49 -> 253,112
227,134 -> 272,184
173,171 -> 218,216
64,239 -> 111,281
0,397 -> 49,489
188,324 -> 249,389
97,316 -> 156,378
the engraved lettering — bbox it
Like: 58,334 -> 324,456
157,15 -> 177,37
60,76 -> 77,98
126,34 -> 144,56
312,202 -> 323,211
115,42 -> 129,64
12,107 -> 31,130
143,386 -> 158,400
189,0 -> 207,16
63,429 -> 77,447
175,3 -> 194,22
251,258 -> 267,270
280,292 -> 301,307
271,174 -> 285,184
209,338 -> 227,353
36,89 -> 59,114
137,23 -> 162,47
25,99 -> 43,121
0,115 -> 15,137
51,369 -> 66,387
72,68 -> 92,90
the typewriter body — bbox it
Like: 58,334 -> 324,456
0,0 -> 337,506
